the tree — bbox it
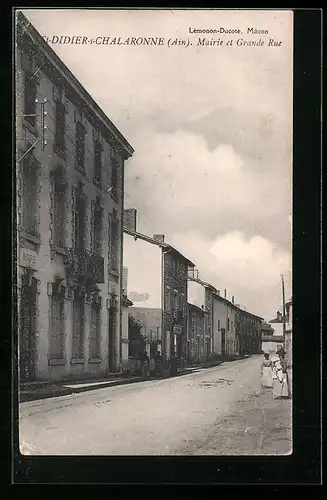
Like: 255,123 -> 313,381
128,315 -> 146,358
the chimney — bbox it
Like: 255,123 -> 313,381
153,234 -> 165,243
217,290 -> 220,296
123,209 -> 137,232
224,289 -> 227,298
232,296 -> 234,304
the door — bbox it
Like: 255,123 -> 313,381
19,276 -> 37,382
108,307 -> 116,372
221,328 -> 226,357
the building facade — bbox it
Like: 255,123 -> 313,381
187,304 -> 206,365
16,13 -> 134,383
122,229 -> 194,371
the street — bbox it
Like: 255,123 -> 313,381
19,355 -> 292,456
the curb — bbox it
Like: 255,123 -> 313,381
19,368 -> 199,403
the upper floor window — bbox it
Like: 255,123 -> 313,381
23,70 -> 37,128
93,139 -> 102,187
73,187 -> 86,252
55,101 -> 66,152
75,121 -> 86,173
52,169 -> 67,248
172,259 -> 178,277
92,197 -> 103,255
111,157 -> 119,199
108,209 -> 119,271
21,154 -> 38,235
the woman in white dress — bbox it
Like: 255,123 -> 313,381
272,352 -> 290,399
261,353 -> 273,388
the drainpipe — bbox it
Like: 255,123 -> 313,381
161,249 -> 170,364
119,160 -> 125,374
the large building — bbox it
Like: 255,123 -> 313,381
122,227 -> 195,371
16,13 -> 134,383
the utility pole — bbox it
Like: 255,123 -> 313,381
281,274 -> 286,336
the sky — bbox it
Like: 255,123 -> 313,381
20,9 -> 293,321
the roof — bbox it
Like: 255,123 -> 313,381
262,322 -> 274,331
262,335 -> 285,343
123,228 -> 195,267
16,12 -> 134,158
187,302 -> 206,314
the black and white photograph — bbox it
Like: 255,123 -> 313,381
15,8 -> 294,458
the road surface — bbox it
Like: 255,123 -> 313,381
19,355 -> 292,456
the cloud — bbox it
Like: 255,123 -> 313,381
170,230 -> 291,319
125,127 -> 291,246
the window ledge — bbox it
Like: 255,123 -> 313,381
75,164 -> 86,175
50,243 -> 68,256
19,229 -> 41,245
53,144 -> 66,159
108,268 -> 119,277
70,358 -> 85,365
22,120 -> 38,136
110,190 -> 119,203
89,357 -> 101,364
48,358 -> 66,366
93,177 -> 102,188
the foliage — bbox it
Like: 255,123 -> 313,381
128,315 -> 146,358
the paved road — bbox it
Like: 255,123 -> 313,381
19,355 -> 292,456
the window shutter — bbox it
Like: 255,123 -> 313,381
21,51 -> 33,72
53,84 -> 60,102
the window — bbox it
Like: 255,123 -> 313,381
217,319 -> 221,331
73,193 -> 86,252
21,155 -> 38,235
75,121 -> 86,172
55,101 -> 66,151
109,210 -> 119,271
172,259 -> 178,277
111,157 -> 118,198
166,288 -> 171,312
191,314 -> 196,337
52,172 -> 66,247
90,303 -> 101,358
227,317 -> 230,331
94,140 -> 102,186
92,202 -> 103,255
50,293 -> 65,358
174,292 -> 179,312
72,296 -> 84,358
23,70 -> 37,127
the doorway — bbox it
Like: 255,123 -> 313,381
108,307 -> 117,372
221,328 -> 226,357
19,275 -> 37,382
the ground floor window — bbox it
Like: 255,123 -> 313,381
90,303 -> 101,358
72,296 -> 85,358
49,293 -> 65,358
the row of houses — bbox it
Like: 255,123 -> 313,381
121,223 -> 263,372
16,12 -> 264,385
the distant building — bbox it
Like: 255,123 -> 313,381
123,227 -> 195,371
16,13 -> 134,383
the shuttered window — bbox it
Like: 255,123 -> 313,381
90,304 -> 101,358
50,294 -> 65,358
21,156 -> 38,235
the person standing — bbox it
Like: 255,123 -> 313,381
141,350 -> 150,377
272,351 -> 290,399
155,350 -> 163,377
261,353 -> 273,388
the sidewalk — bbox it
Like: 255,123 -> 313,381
181,382 -> 292,456
19,366 -> 199,402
